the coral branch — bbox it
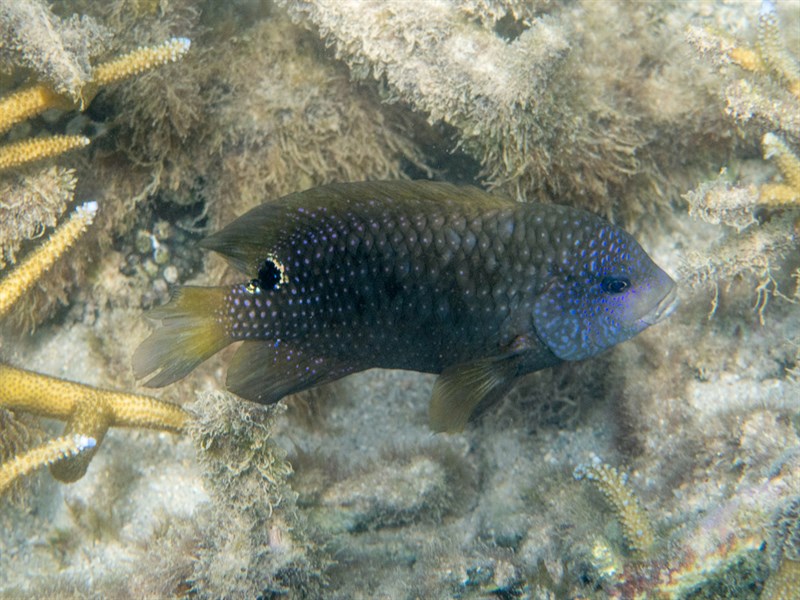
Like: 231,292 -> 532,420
688,4 -> 800,137
0,364 -> 80,419
83,37 -> 191,106
0,434 -> 95,495
0,135 -> 91,172
0,201 -> 97,318
0,364 -> 188,434
91,37 -> 191,87
0,363 -> 189,485
757,0 -> 800,99
0,84 -> 69,135
761,132 -> 800,205
48,395 -> 111,483
574,462 -> 655,557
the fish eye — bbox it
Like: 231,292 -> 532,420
601,276 -> 630,294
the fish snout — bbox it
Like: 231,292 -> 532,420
643,282 -> 678,325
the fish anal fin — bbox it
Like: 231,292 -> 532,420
226,340 -> 355,405
429,356 -> 520,433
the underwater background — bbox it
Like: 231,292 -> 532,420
0,0 -> 799,598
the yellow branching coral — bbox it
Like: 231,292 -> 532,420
0,85 -> 70,135
0,35 -> 192,309
85,37 -> 191,98
0,36 -> 192,172
574,461 -> 656,558
684,1 -> 799,321
0,135 -> 90,172
0,201 -> 97,319
0,434 -> 95,495
0,364 -> 188,483
725,0 -> 800,101
761,133 -> 800,205
755,0 -> 800,100
0,202 -> 188,493
688,0 -> 800,136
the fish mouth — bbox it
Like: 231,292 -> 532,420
643,283 -> 679,325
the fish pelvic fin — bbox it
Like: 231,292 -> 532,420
133,286 -> 231,387
429,356 -> 520,433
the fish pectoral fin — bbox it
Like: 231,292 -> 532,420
226,340 -> 354,405
429,357 -> 520,433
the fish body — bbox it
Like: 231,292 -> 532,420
133,181 -> 677,431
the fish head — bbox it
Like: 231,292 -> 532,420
532,218 -> 677,361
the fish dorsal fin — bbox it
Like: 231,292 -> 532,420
226,340 -> 356,405
429,356 -> 521,433
200,180 -> 515,274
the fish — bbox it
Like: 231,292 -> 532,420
132,180 -> 677,432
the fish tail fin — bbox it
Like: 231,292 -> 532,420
133,286 -> 231,387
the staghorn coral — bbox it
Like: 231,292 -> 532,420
756,0 -> 800,99
0,201 -> 188,493
0,135 -> 90,172
0,84 -> 70,135
686,0 -> 800,137
0,434 -> 96,495
0,364 -> 187,482
0,33 -> 190,279
84,36 -> 190,97
574,460 -> 656,558
0,28 -> 188,140
278,0 -> 733,222
573,454 -> 788,598
762,497 -> 800,600
0,361 -> 187,488
683,0 -> 800,322
761,132 -> 800,204
0,199 -> 94,315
